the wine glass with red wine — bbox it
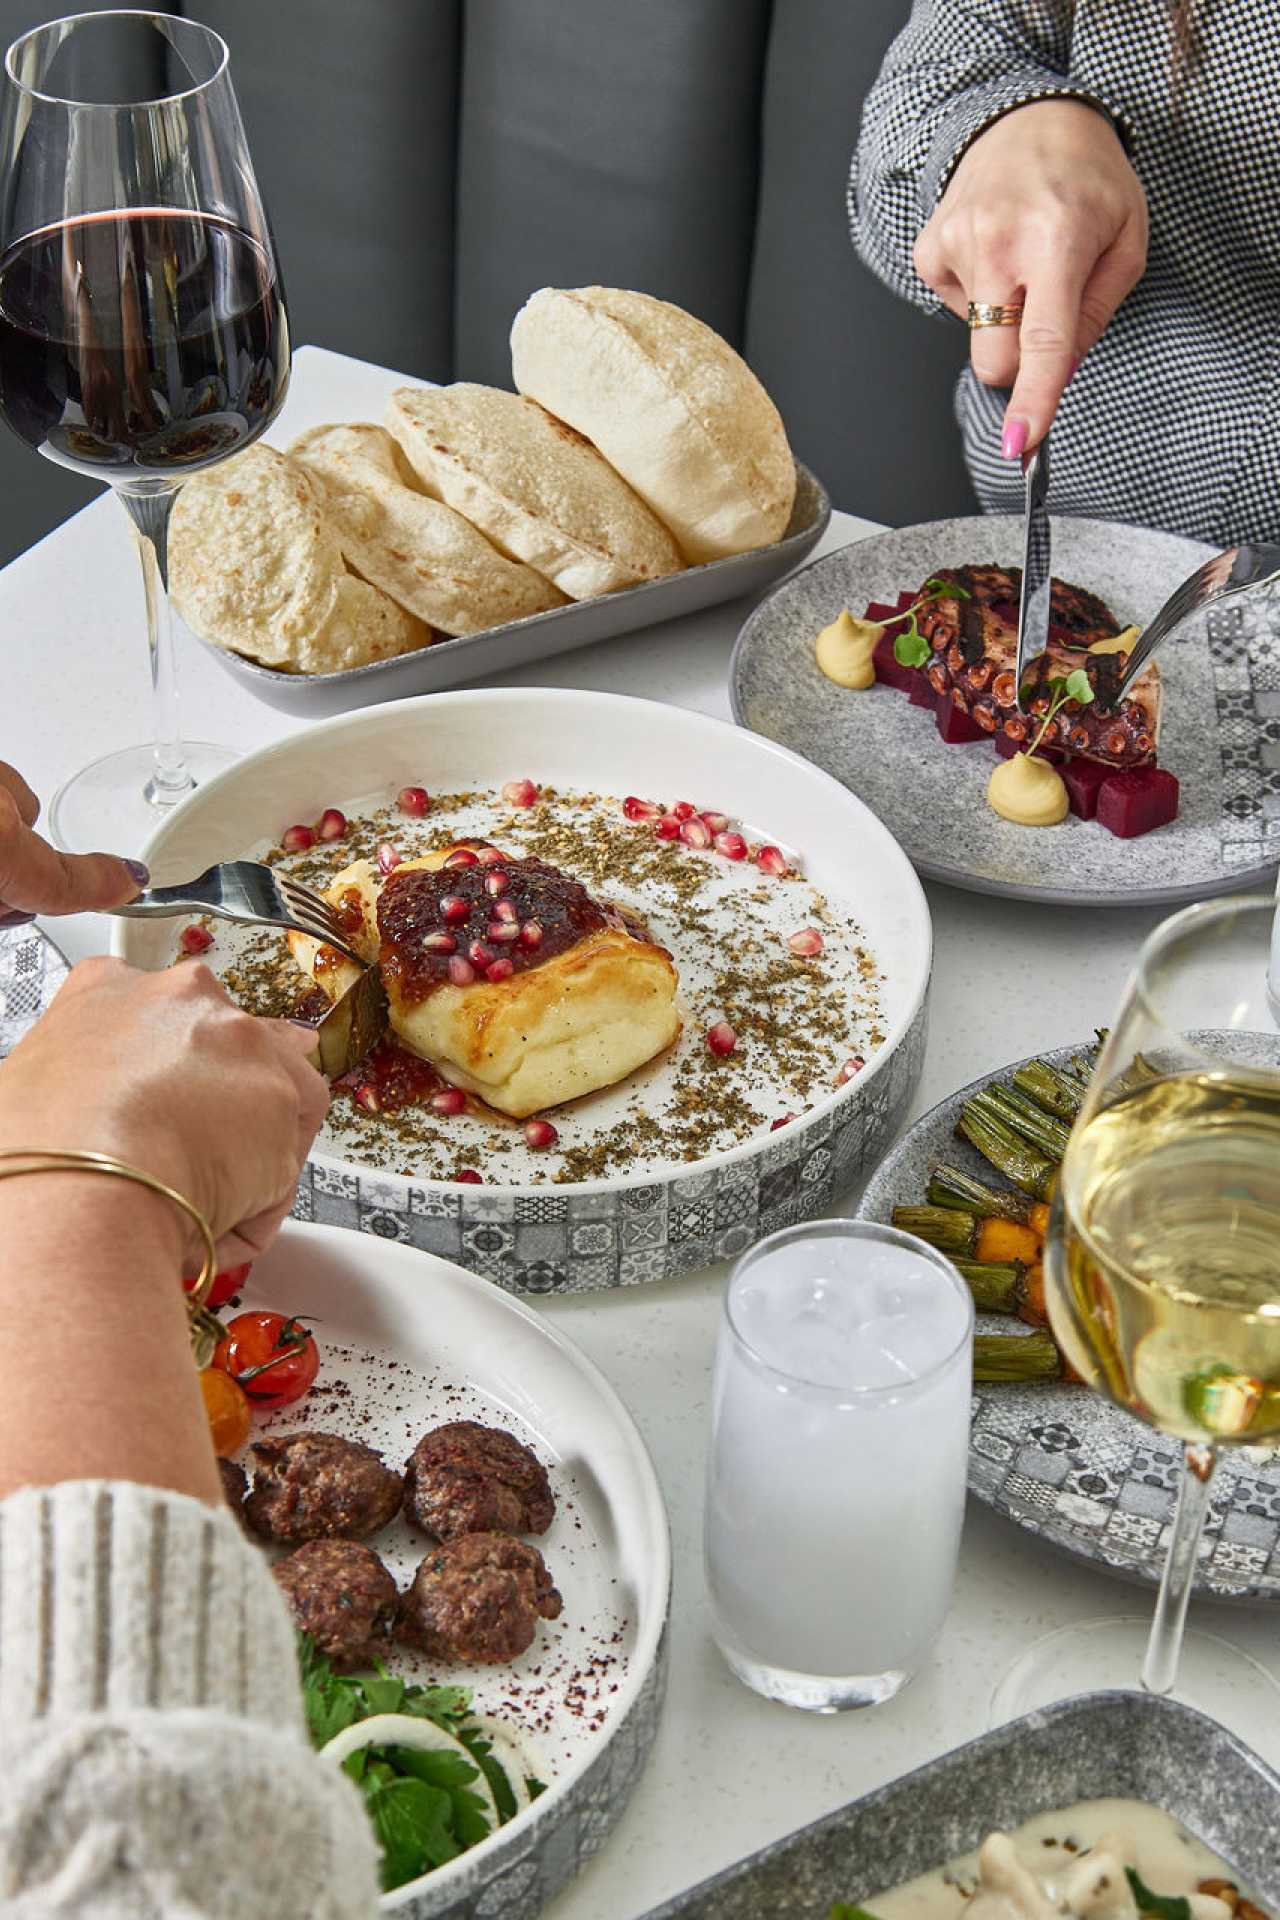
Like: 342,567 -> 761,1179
0,11 -> 289,852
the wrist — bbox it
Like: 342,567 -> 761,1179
0,1159 -> 191,1276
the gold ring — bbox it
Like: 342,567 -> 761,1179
968,301 -> 1024,329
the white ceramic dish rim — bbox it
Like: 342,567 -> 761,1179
257,1218 -> 672,1911
117,686 -> 933,1198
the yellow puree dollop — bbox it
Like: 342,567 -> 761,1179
1090,623 -> 1141,658
815,608 -> 878,688
987,752 -> 1069,826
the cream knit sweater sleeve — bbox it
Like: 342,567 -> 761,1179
0,1479 -> 380,1918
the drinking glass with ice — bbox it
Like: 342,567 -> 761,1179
704,1219 -> 974,1712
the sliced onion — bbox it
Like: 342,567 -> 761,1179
319,1713 -> 499,1827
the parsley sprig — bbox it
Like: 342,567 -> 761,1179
891,575 -> 970,670
1020,668 -> 1094,760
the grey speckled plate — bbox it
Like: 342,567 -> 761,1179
640,1692 -> 1280,1919
857,1045 -> 1280,1605
731,514 -> 1280,906
0,922 -> 69,1058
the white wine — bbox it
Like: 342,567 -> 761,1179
1048,1070 -> 1280,1444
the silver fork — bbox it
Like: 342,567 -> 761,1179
111,859 -> 365,963
1113,542 -> 1280,703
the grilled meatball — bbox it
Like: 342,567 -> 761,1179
245,1430 -> 403,1544
274,1539 -> 399,1670
398,1532 -> 562,1664
404,1420 -> 555,1541
218,1457 -> 248,1519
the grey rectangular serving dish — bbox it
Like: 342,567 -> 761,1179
194,461 -> 830,717
641,1693 -> 1280,1919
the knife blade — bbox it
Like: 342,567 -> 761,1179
1015,436 -> 1052,713
306,966 -> 389,1080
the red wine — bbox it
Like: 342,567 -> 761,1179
0,208 -> 288,478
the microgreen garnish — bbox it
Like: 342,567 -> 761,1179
1021,667 -> 1094,760
889,576 -> 968,669
1126,1870 -> 1192,1920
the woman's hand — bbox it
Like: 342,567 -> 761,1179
0,957 -> 329,1269
913,99 -> 1149,458
0,761 -> 148,923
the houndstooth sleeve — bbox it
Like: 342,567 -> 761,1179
849,0 -> 1133,315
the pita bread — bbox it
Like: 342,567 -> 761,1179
385,382 -> 684,599
510,286 -> 796,564
169,445 -> 433,674
289,422 -> 566,634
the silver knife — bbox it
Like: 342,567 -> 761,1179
306,967 -> 389,1081
1015,436 -> 1052,713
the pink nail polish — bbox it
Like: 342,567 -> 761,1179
1001,419 -> 1029,461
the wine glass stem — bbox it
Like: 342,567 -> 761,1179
1142,1440 -> 1217,1696
119,488 -> 192,809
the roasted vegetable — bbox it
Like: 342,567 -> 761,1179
956,1099 -> 1057,1201
1011,1057 -> 1088,1121
980,1084 -> 1073,1160
927,1163 -> 1042,1226
974,1330 -> 1071,1384
955,1259 -> 1048,1327
893,1204 -> 1041,1269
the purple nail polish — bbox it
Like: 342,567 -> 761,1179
124,859 -> 150,887
0,909 -> 36,929
1001,419 -> 1029,461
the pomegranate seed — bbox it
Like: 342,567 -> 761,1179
754,844 -> 790,877
448,956 -> 476,986
431,1087 -> 467,1115
788,927 -> 825,957
456,1168 -> 483,1184
653,814 -> 682,841
397,785 -> 430,817
445,847 -> 479,868
700,811 -> 730,834
486,921 -> 520,942
281,823 -> 315,853
484,870 -> 510,896
486,957 -> 515,981
519,920 -> 544,948
838,1056 -> 866,1083
502,778 -> 539,808
440,895 -> 470,925
492,897 -> 517,922
474,845 -> 505,865
680,817 -> 712,849
377,840 -> 402,875
715,831 -> 747,861
179,923 -> 213,955
770,1113 -> 797,1131
623,795 -> 663,820
422,931 -> 457,954
354,1084 -> 381,1114
672,801 -> 696,822
317,808 -> 348,841
523,1118 -> 559,1149
707,1021 -> 737,1057
468,940 -> 494,967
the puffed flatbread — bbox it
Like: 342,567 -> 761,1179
510,286 -> 796,564
289,422 -> 566,635
385,382 -> 684,600
169,445 -> 433,674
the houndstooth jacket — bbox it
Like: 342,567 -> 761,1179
849,0 -> 1280,546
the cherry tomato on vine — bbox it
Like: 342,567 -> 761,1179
185,1261 -> 253,1312
213,1311 -> 320,1410
200,1366 -> 252,1456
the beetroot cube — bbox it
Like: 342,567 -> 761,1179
1061,757 -> 1111,821
909,675 -> 939,711
895,589 -> 918,611
935,694 -> 985,744
1096,766 -> 1180,839
864,600 -> 901,623
872,630 -> 918,694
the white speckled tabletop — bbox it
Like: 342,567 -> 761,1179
12,347 -> 1278,1919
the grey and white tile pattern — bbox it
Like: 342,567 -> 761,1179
0,923 -> 68,1059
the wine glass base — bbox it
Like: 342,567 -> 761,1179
48,741 -> 236,858
991,1616 -> 1280,1767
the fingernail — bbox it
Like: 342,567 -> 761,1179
0,909 -> 36,929
1001,418 -> 1029,461
124,859 -> 150,887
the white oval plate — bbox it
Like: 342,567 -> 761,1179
114,689 -> 932,1292
732,515 -> 1280,906
239,1219 -> 670,1917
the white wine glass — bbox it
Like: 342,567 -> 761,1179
0,10 -> 289,854
992,894 -> 1280,1754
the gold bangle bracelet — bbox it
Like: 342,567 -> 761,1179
0,1149 -> 216,1309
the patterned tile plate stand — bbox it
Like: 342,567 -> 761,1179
858,1042 -> 1280,1604
0,922 -> 69,1058
639,1693 -> 1280,1919
731,514 -> 1280,905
